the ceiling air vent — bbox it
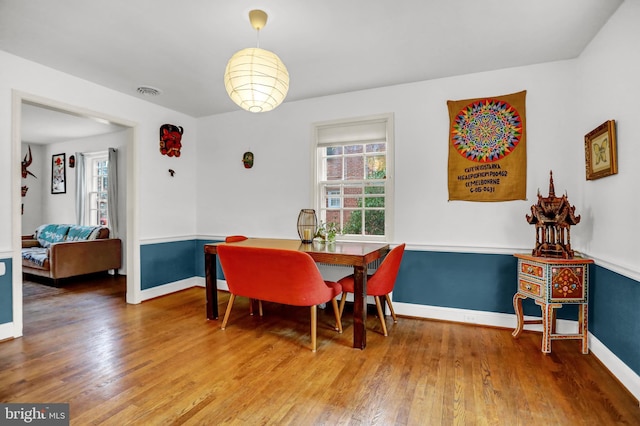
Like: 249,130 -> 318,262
136,86 -> 162,96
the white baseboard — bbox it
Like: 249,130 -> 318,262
0,321 -> 18,342
216,279 -> 229,292
589,334 -> 640,405
394,301 -> 640,404
140,277 -> 203,301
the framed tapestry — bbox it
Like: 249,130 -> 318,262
585,120 -> 617,180
51,153 -> 66,194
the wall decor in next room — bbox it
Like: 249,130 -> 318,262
51,153 -> 66,194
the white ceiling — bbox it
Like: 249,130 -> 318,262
1,0 -> 623,141
21,103 -> 128,145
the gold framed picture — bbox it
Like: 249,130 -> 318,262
584,120 -> 617,180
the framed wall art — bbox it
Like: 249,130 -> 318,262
51,153 -> 66,194
584,120 -> 617,180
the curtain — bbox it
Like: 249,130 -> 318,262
108,148 -> 118,239
75,152 -> 86,225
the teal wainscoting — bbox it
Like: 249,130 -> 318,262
0,258 -> 12,324
154,242 -> 640,377
391,250 -> 582,319
140,240 -> 199,290
590,265 -> 640,376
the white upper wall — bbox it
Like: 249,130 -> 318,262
196,60 -> 581,252
576,0 -> 640,275
196,0 -> 640,280
2,0 -> 638,280
0,50 -> 199,254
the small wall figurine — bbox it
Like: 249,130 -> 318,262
69,155 -> 75,168
243,151 -> 254,168
159,124 -> 183,157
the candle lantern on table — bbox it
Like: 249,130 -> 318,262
297,209 -> 317,243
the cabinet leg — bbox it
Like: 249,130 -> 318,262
537,301 -> 561,354
512,293 -> 526,338
580,303 -> 589,354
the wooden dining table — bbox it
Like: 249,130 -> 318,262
204,238 -> 390,349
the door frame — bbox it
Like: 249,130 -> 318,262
11,90 -> 141,338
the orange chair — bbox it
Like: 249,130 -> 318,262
224,236 -> 263,315
225,235 -> 248,243
217,245 -> 343,352
338,243 -> 406,336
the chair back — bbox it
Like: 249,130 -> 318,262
217,245 -> 340,307
225,235 -> 248,243
368,243 -> 406,296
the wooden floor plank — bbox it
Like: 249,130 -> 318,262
1,275 -> 638,425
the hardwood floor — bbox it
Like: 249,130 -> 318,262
1,276 -> 638,425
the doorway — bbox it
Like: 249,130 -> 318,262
11,91 -> 140,338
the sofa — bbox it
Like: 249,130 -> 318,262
22,224 -> 122,284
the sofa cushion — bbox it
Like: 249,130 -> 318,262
66,225 -> 105,241
37,224 -> 71,248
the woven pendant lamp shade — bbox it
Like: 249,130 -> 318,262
224,47 -> 289,113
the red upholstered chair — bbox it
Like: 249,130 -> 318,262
224,236 -> 263,315
338,243 -> 406,336
225,235 -> 248,243
217,245 -> 343,352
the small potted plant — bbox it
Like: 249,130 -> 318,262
316,221 -> 340,244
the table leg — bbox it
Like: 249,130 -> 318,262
352,265 -> 367,349
512,293 -> 526,338
205,252 -> 219,320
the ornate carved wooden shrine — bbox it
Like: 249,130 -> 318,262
526,171 -> 580,259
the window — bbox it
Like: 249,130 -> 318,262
327,189 -> 341,208
85,152 -> 109,226
313,114 -> 394,241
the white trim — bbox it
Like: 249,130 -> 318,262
583,253 -> 640,282
194,239 -> 640,284
393,301 -> 640,403
0,321 -> 17,341
139,277 -> 203,301
590,334 -> 640,406
216,279 -> 229,292
11,91 -> 141,310
312,113 -> 395,242
139,235 -> 202,245
11,91 -> 23,339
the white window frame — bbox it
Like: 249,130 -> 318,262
312,113 -> 394,242
84,151 -> 109,227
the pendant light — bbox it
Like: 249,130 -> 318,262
224,9 -> 289,113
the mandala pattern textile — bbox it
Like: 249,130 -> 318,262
447,90 -> 527,202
